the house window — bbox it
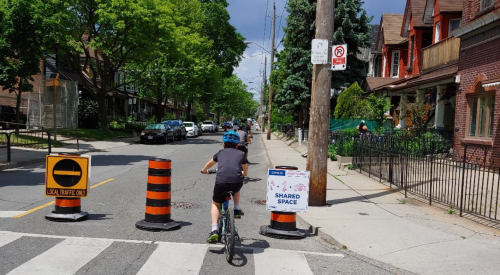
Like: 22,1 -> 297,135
434,22 -> 441,43
468,94 -> 495,138
391,51 -> 400,78
449,19 -> 461,33
481,0 -> 494,10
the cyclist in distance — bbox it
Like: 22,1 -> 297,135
201,131 -> 248,243
234,124 -> 251,180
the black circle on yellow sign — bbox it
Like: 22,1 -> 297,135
52,159 -> 82,188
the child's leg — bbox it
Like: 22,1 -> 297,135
211,201 -> 220,225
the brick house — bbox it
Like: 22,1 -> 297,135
369,0 -> 462,132
452,0 -> 500,166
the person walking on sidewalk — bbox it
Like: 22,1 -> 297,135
356,120 -> 368,135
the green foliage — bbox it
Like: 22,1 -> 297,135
334,83 -> 370,119
347,164 -> 355,170
332,0 -> 373,89
400,100 -> 429,135
366,94 -> 392,131
196,108 -> 206,123
328,145 -> 337,161
161,113 -> 175,121
212,75 -> 258,119
78,99 -> 100,129
331,129 -> 358,156
273,0 -> 316,114
149,115 -> 157,124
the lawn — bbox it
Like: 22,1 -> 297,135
0,133 -> 63,148
55,128 -> 133,141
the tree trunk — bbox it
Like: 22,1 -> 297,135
98,93 -> 109,131
14,85 -> 23,134
203,101 -> 210,119
306,0 -> 335,206
186,101 -> 192,122
155,91 -> 163,123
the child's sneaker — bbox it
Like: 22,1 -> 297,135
206,230 -> 218,243
234,209 -> 244,219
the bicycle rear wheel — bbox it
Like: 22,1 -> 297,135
224,205 -> 235,263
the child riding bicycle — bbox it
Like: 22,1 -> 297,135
201,131 -> 248,243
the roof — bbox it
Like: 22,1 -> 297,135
379,14 -> 406,45
374,64 -> 458,91
423,0 -> 462,23
402,0 -> 433,36
366,77 -> 402,91
437,0 -> 463,12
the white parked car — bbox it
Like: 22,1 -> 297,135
183,122 -> 199,137
201,120 -> 216,133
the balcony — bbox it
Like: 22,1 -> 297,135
422,37 -> 460,71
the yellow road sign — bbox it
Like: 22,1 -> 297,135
45,155 -> 90,198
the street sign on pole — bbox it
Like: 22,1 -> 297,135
266,169 -> 310,212
311,39 -> 329,64
331,44 -> 347,71
45,154 -> 91,198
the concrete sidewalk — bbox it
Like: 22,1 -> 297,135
0,137 -> 137,171
262,133 -> 500,275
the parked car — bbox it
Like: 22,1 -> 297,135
163,120 -> 187,140
140,124 -> 174,144
0,105 -> 27,129
201,120 -> 216,133
183,122 -> 200,137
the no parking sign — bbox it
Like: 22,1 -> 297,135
331,44 -> 347,71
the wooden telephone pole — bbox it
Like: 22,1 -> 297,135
266,2 -> 276,140
306,0 -> 335,206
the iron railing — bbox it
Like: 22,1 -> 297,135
353,136 -> 499,221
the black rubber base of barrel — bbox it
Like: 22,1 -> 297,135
135,219 -> 180,231
259,225 -> 306,239
45,211 -> 88,222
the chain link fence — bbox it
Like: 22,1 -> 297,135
27,79 -> 78,129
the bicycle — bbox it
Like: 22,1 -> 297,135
205,169 -> 240,263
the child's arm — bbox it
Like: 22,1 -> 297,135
201,159 -> 217,174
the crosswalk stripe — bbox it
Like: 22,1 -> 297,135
137,242 -> 208,275
0,211 -> 27,218
254,248 -> 314,275
7,238 -> 113,275
0,232 -> 23,248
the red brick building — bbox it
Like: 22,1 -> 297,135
452,0 -> 500,165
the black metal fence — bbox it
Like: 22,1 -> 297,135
275,124 -> 309,142
353,135 -> 499,221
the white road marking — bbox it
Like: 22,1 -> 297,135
7,238 -> 113,275
254,249 -> 315,275
0,211 -> 26,218
137,242 -> 208,275
0,232 -> 23,248
0,231 -> 152,244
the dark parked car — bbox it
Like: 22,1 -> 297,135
163,120 -> 187,140
140,124 -> 175,144
0,105 -> 27,129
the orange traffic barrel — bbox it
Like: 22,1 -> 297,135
45,153 -> 89,222
136,158 -> 180,231
259,165 -> 306,239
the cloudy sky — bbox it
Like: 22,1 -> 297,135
227,0 -> 407,101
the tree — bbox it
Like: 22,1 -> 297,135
57,0 -> 174,131
212,75 -> 258,121
199,0 -> 246,117
331,0 -> 372,89
334,82 -> 370,119
0,0 -> 53,131
366,94 -> 391,131
273,0 -> 316,127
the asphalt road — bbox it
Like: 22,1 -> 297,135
0,129 -> 414,275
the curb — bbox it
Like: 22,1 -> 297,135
261,132 -> 344,249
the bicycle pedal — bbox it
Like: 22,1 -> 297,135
234,215 -> 242,219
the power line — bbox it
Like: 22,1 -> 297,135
275,0 -> 289,49
259,0 -> 270,76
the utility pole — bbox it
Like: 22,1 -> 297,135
261,55 -> 267,132
306,0 -> 335,206
266,2 -> 276,140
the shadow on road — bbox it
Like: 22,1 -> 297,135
87,213 -> 113,220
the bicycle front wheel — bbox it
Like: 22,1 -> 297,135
224,207 -> 235,263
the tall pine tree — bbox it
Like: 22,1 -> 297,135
273,0 -> 372,125
332,0 -> 372,89
273,0 -> 316,127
